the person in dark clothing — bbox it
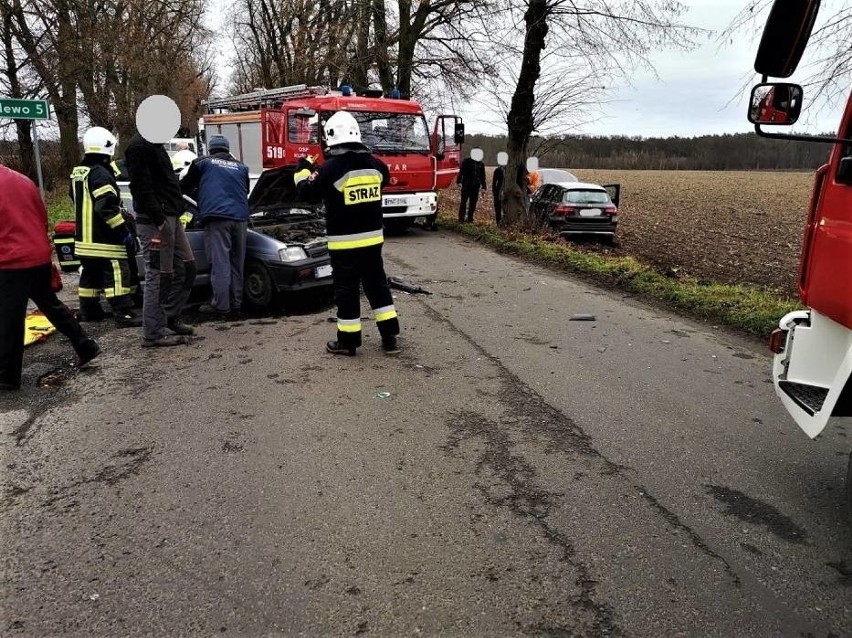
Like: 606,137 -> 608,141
295,110 -> 400,357
180,135 -> 250,315
0,166 -> 100,390
492,152 -> 508,226
70,127 -> 141,327
125,132 -> 197,346
457,147 -> 486,223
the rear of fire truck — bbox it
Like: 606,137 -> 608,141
200,84 -> 464,232
751,1 -> 852,487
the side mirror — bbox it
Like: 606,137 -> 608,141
294,108 -> 316,117
454,122 -> 465,145
748,83 -> 803,126
838,157 -> 852,185
754,0 -> 820,78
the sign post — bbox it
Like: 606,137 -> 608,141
0,98 -> 51,200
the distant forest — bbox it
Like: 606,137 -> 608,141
465,133 -> 835,171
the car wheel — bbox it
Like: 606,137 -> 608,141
384,218 -> 412,235
243,259 -> 274,308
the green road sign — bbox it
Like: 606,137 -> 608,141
0,98 -> 50,120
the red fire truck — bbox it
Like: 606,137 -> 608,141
200,84 -> 464,232
749,1 -> 852,480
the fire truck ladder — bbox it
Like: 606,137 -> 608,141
204,84 -> 329,113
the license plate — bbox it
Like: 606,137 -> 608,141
383,196 -> 407,207
580,208 -> 601,217
315,265 -> 333,279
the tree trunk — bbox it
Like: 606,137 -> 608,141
1,9 -> 34,178
503,0 -> 548,228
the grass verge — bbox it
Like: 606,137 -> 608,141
440,217 -> 800,339
45,190 -> 74,229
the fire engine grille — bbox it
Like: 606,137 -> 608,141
778,380 -> 829,416
305,243 -> 328,259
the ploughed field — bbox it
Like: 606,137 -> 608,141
442,169 -> 812,297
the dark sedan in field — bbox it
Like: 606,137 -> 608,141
530,171 -> 621,242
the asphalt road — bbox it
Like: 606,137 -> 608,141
2,229 -> 851,636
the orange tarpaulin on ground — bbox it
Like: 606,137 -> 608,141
24,311 -> 56,347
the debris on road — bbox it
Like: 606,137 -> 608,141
375,391 -> 392,399
388,276 -> 431,295
569,314 -> 596,322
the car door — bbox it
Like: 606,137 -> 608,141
603,184 -> 621,208
529,184 -> 548,217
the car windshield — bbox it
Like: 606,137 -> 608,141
564,189 -> 610,204
342,111 -> 431,154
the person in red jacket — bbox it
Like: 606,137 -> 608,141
0,165 -> 100,391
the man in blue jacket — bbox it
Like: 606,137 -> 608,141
180,135 -> 250,315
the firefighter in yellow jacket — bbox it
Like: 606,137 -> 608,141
294,110 -> 400,356
70,127 -> 142,326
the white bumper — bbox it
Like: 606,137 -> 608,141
381,192 -> 437,218
773,309 -> 852,438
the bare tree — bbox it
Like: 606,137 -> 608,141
496,0 -> 700,228
0,1 -> 40,178
723,0 -> 851,107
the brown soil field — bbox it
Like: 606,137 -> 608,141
441,169 -> 813,297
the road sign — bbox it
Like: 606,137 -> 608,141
0,98 -> 50,120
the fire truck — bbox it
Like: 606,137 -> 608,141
199,84 -> 465,232
750,1 -> 852,489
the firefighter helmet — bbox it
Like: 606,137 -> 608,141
324,111 -> 362,148
171,149 -> 196,179
83,127 -> 118,158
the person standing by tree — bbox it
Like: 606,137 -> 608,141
492,151 -> 507,226
457,147 -> 486,223
0,166 -> 100,390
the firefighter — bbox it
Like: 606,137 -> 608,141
457,147 -> 486,223
294,111 -> 400,356
70,127 -> 142,327
171,149 -> 197,228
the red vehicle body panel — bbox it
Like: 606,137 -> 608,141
204,94 -> 461,201
797,93 -> 852,328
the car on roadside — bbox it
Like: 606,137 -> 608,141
118,165 -> 333,308
530,171 -> 621,242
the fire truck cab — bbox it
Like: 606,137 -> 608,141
749,2 -> 852,466
200,84 -> 464,232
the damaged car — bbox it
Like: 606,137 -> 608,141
119,165 -> 332,308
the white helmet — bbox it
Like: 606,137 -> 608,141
83,127 -> 118,157
324,111 -> 361,148
171,149 -> 196,171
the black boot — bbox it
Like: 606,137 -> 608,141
167,317 -> 195,336
74,338 -> 101,369
326,340 -> 356,356
381,336 -> 401,354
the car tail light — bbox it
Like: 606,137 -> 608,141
769,329 -> 787,354
553,204 -> 577,216
603,206 -> 618,216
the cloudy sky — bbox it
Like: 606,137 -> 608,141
209,0 -> 846,140
455,0 -> 847,138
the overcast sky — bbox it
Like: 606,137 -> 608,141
209,0 -> 846,140
455,0 -> 847,138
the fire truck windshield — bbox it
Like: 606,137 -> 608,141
327,111 -> 430,154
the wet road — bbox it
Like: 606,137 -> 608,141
2,228 -> 851,636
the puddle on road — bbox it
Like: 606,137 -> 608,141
705,484 -> 808,545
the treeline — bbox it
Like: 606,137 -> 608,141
466,133 -> 835,171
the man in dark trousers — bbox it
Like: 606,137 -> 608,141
0,166 -> 100,390
295,110 -> 400,356
180,135 -> 250,315
457,147 -> 486,223
125,131 -> 197,346
492,151 -> 507,226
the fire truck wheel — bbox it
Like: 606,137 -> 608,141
243,259 -> 274,309
384,219 -> 412,235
